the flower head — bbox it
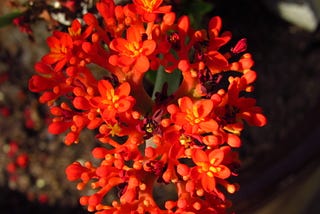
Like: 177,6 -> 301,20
167,97 -> 218,135
90,80 -> 135,122
191,149 -> 231,193
133,0 -> 172,22
109,25 -> 156,74
42,32 -> 73,71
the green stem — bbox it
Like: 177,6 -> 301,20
173,71 -> 197,99
152,66 -> 182,100
129,72 -> 154,114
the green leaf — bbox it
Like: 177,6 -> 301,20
179,0 -> 214,28
152,66 -> 181,100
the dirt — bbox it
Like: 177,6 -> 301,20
0,0 -> 320,213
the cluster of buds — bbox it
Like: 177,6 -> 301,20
5,140 -> 29,178
4,139 -> 49,204
29,0 -> 266,213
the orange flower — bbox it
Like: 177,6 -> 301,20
133,0 -> 163,12
167,96 -> 218,135
191,149 -> 230,193
29,61 -> 72,104
68,19 -> 92,41
96,0 -> 115,24
133,0 -> 172,22
65,162 -> 90,181
198,16 -> 231,74
90,80 -> 135,121
42,32 -> 73,71
109,25 -> 156,74
223,76 -> 267,128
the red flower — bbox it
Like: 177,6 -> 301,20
200,16 -> 231,74
29,62 -> 70,104
167,96 -> 218,135
165,15 -> 192,73
223,76 -> 267,128
65,162 -> 90,181
132,0 -> 172,22
90,80 -> 135,121
109,25 -> 156,74
96,0 -> 115,22
68,19 -> 92,41
191,149 -> 231,193
16,153 -> 29,168
42,31 -> 73,71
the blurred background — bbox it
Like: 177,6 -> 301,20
0,0 -> 320,213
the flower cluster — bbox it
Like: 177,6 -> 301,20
29,0 -> 266,213
5,140 -> 29,175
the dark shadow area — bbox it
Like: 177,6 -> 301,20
213,0 -> 320,213
0,186 -> 87,214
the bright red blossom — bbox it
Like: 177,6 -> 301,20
42,32 -> 73,71
133,0 -> 172,22
109,25 -> 156,74
167,96 -> 218,134
90,80 -> 135,121
191,149 -> 231,193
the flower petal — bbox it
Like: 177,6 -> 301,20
192,149 -> 208,163
133,55 -> 150,73
201,174 -> 216,192
208,149 -> 224,165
